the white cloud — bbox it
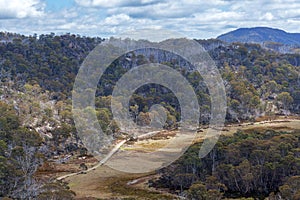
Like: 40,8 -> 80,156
260,12 -> 274,21
193,9 -> 244,22
107,1 -> 232,19
61,8 -> 79,19
74,0 -> 162,8
0,0 -> 44,19
1,0 -> 300,39
103,14 -> 131,25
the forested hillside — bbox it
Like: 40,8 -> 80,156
1,32 -> 300,125
0,101 -> 75,199
1,31 -> 300,155
0,32 -> 299,199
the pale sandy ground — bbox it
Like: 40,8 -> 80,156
65,119 -> 300,199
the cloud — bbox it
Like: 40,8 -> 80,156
0,0 -> 45,19
1,0 -> 300,39
107,1 -> 231,19
74,0 -> 163,8
103,14 -> 131,25
260,12 -> 274,21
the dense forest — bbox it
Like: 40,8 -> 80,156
152,128 -> 300,199
1,32 -> 299,125
0,32 -> 299,199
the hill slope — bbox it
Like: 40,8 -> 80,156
217,27 -> 300,45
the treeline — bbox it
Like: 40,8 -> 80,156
152,128 -> 300,199
0,33 -> 300,126
0,32 -> 102,99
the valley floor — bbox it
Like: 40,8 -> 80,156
55,117 -> 300,199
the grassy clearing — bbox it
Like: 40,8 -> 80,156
65,119 -> 300,199
65,165 -> 176,199
121,140 -> 170,152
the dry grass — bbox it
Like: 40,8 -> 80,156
62,119 -> 300,199
121,139 -> 171,152
65,165 -> 176,199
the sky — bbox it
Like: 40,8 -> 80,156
0,0 -> 300,39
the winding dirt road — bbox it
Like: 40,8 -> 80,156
56,131 -> 161,181
56,119 -> 300,199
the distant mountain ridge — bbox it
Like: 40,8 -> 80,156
217,27 -> 300,46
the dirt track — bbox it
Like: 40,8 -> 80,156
63,118 -> 300,199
